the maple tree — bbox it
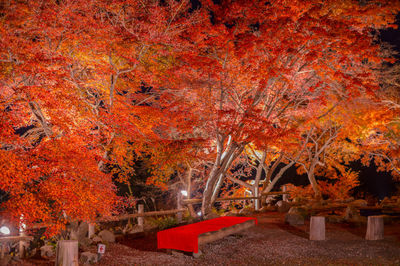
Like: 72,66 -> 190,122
1,0 -> 400,229
160,0 -> 400,217
0,0 -> 199,232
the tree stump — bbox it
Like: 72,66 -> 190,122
309,216 -> 325,240
365,215 -> 384,240
55,240 -> 78,266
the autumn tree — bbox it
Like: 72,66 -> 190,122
0,0 -> 200,231
160,0 -> 400,217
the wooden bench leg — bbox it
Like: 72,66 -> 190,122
193,249 -> 202,258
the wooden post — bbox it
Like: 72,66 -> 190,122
310,216 -> 325,241
19,231 -> 26,258
366,215 -> 384,240
282,185 -> 288,202
176,194 -> 183,223
137,204 -> 144,227
55,240 -> 78,266
254,188 -> 260,211
19,215 -> 26,259
0,244 -> 4,260
261,195 -> 266,208
88,223 -> 95,238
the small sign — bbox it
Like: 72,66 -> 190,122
97,244 -> 106,254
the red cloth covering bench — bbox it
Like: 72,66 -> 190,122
157,216 -> 257,253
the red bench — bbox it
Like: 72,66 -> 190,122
157,216 -> 257,257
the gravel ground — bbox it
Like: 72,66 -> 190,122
19,212 -> 400,265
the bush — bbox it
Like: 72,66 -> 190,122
149,216 -> 178,230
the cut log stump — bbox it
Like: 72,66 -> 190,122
365,215 -> 384,240
55,240 -> 78,266
310,216 -> 325,241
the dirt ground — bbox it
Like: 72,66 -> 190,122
19,212 -> 400,266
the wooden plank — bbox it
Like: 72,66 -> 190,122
97,208 -> 187,222
0,236 -> 32,243
261,191 -> 290,196
183,197 -> 260,205
198,219 -> 256,245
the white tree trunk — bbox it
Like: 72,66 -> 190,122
55,240 -> 78,266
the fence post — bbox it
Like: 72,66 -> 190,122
282,185 -> 288,202
0,244 -> 4,260
88,223 -> 95,238
310,216 -> 325,240
254,188 -> 260,211
366,215 -> 384,240
176,193 -> 183,223
137,204 -> 144,228
19,215 -> 26,259
55,240 -> 78,266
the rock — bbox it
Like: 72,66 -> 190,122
285,207 -> 306,225
344,205 -> 358,221
285,212 -> 304,225
92,236 -> 102,244
276,200 -> 291,213
239,207 -> 255,216
0,254 -> 11,266
326,215 -> 344,223
80,251 -> 98,264
205,212 -> 220,219
350,199 -> 368,207
40,245 -> 55,258
98,230 -> 115,243
129,225 -> 144,234
79,237 -> 93,250
77,222 -> 89,241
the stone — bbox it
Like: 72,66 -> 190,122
326,215 -> 344,223
344,205 -> 358,221
40,245 -> 55,258
285,207 -> 306,225
92,236 -> 102,244
77,222 -> 89,241
80,251 -> 98,264
276,200 -> 291,213
0,254 -> 11,266
350,199 -> 368,207
129,225 -> 144,234
98,230 -> 115,243
239,207 -> 255,216
79,237 -> 93,250
285,213 -> 304,225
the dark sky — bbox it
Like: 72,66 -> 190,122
380,14 -> 400,55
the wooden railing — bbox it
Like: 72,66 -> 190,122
0,235 -> 32,259
182,191 -> 289,206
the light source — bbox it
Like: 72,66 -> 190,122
197,211 -> 201,216
180,190 -> 188,197
0,226 -> 10,235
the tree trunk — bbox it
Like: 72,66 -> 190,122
55,240 -> 78,266
262,161 -> 294,194
307,167 -> 321,198
201,143 -> 242,218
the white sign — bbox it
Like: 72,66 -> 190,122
98,244 -> 106,254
